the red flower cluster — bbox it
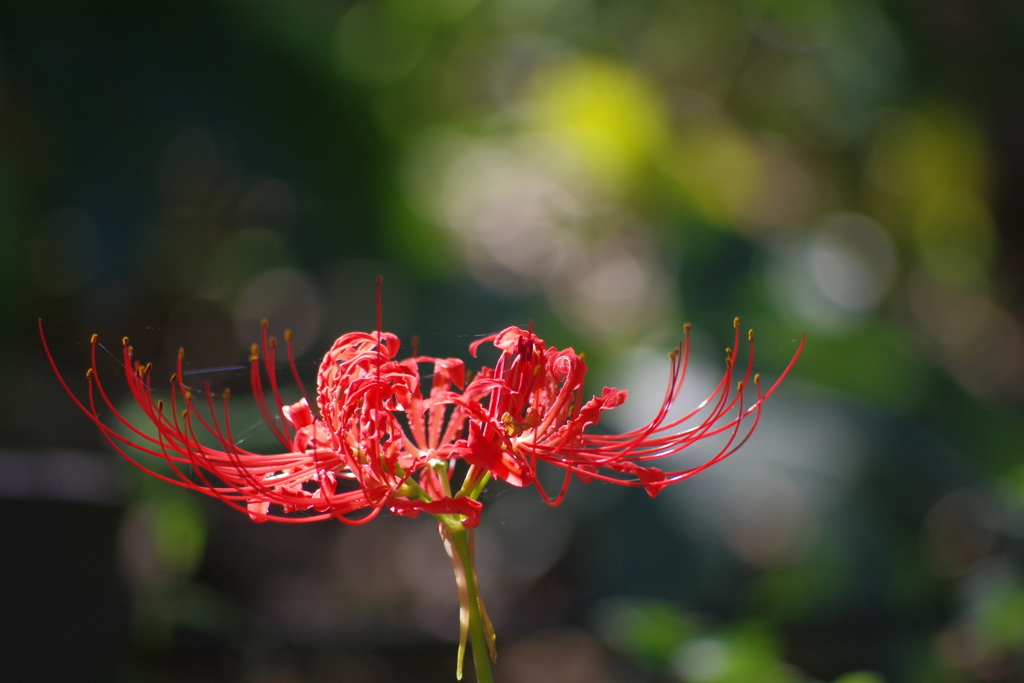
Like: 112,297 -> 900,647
42,318 -> 802,528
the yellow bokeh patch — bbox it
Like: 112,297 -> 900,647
868,107 -> 996,287
526,56 -> 668,193
667,118 -> 765,228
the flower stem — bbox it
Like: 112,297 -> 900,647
448,528 -> 495,683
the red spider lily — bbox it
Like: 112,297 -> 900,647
40,320 -> 486,527
41,314 -> 801,527
42,309 -> 801,683
455,319 -> 804,504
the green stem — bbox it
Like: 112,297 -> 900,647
449,528 -> 494,683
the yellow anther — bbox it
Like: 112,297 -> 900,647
85,368 -> 94,379
733,317 -> 740,329
754,373 -> 761,384
737,381 -> 744,392
90,334 -> 98,344
725,348 -> 732,357
223,388 -> 231,400
144,362 -> 152,375
169,373 -> 177,383
284,330 -> 293,342
501,412 -> 516,436
157,399 -> 164,411
127,345 -> 133,356
684,322 -> 692,334
122,336 -> 129,346
250,343 -> 259,357
501,411 -> 534,437
182,409 -> 189,420
185,391 -> 192,401
261,318 -> 269,329
748,329 -> 754,342
270,337 -> 277,348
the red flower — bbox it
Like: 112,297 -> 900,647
456,319 -> 804,504
41,315 -> 802,526
40,320 -> 486,526
42,312 -> 800,683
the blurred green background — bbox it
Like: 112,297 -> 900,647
3,1 -> 1024,681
